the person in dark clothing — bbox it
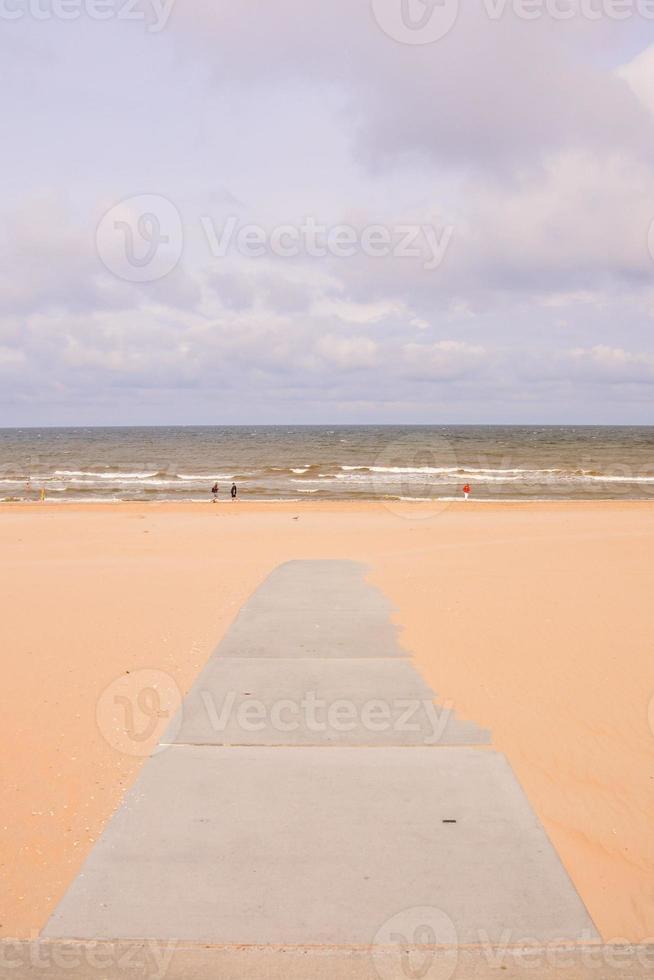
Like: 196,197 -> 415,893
231,482 -> 237,500
211,482 -> 219,503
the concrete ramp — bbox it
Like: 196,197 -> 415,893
43,560 -> 598,953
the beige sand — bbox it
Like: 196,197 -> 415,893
1,500 -> 653,942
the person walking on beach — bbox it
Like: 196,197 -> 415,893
463,482 -> 471,501
211,482 -> 219,503
231,482 -> 237,501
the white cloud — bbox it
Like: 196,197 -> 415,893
315,334 -> 378,368
310,297 -> 403,325
568,345 -> 654,383
616,43 -> 654,116
403,340 -> 486,380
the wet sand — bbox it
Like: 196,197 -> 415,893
1,500 -> 653,941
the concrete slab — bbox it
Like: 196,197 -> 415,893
217,608 -> 406,658
43,746 -> 597,945
215,560 -> 408,659
240,560 -> 394,612
171,658 -> 490,746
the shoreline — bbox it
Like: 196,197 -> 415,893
3,498 -> 654,512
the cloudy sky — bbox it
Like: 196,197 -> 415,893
2,0 -> 654,425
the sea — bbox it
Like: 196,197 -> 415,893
0,425 -> 653,503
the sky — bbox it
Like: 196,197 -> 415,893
2,0 -> 654,425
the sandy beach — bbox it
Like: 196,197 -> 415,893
1,499 -> 653,943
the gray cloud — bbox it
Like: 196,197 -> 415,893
2,4 -> 654,422
174,2 -> 654,171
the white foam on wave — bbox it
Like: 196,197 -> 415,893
586,474 -> 654,483
176,473 -> 235,481
67,478 -> 178,488
54,470 -> 159,479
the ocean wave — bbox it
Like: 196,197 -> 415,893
18,465 -> 654,484
176,473 -> 235,481
337,465 -> 654,483
9,467 -> 654,490
40,471 -> 243,486
342,464 -> 569,476
585,474 -> 654,483
54,469 -> 160,479
67,477 -> 180,487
